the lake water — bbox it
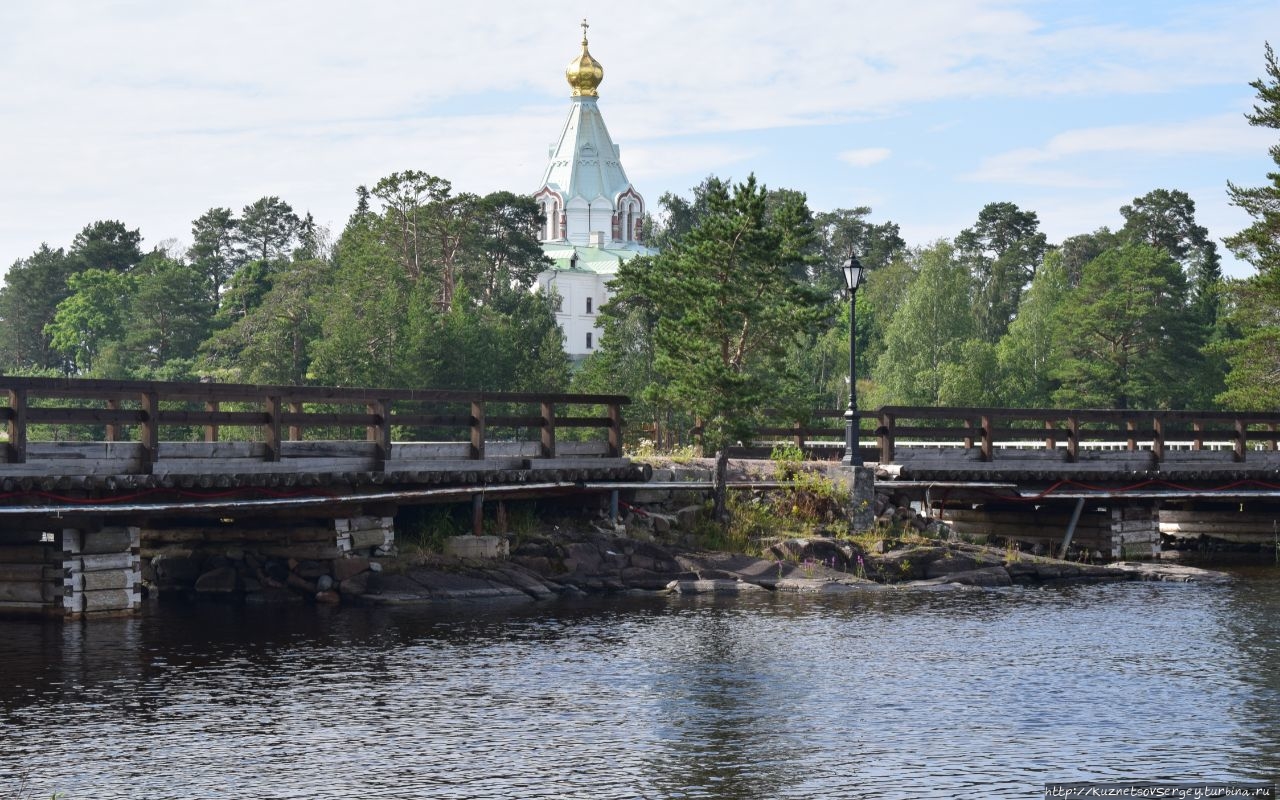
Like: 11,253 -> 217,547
2,563 -> 1279,799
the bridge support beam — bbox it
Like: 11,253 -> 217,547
61,527 -> 142,617
1109,506 -> 1160,560
0,527 -> 141,617
335,516 -> 396,557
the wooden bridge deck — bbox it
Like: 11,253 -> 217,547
0,376 -> 640,503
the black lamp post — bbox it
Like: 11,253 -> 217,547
841,253 -> 866,467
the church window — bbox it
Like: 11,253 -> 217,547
586,332 -> 593,349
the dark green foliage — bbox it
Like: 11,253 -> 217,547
1120,188 -> 1222,328
1058,228 -> 1118,287
1219,43 -> 1280,408
188,207 -> 238,302
956,202 -> 1048,342
871,242 -> 976,406
607,175 -> 825,517
0,245 -> 80,371
70,220 -> 143,272
236,196 -> 300,266
1051,244 -> 1200,409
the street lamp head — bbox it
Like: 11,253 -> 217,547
841,253 -> 865,291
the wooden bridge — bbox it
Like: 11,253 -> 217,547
0,376 -> 638,618
6,377 -> 1280,618
748,405 -> 1280,559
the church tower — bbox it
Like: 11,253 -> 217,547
534,20 -> 653,360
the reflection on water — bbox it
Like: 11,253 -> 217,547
2,568 -> 1279,799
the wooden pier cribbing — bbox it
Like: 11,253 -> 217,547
1158,509 -> 1280,544
1110,506 -> 1160,560
942,507 -> 1113,553
0,532 -> 64,616
0,527 -> 140,616
335,516 -> 395,556
62,527 -> 141,616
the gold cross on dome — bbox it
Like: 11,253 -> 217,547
581,18 -> 589,43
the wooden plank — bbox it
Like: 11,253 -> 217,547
557,441 -> 611,456
368,398 -> 391,470
392,443 -> 472,459
386,458 -> 526,472
152,457 -> 375,475
281,441 -> 379,458
7,388 -> 26,463
80,588 -> 138,611
28,442 -> 145,459
69,552 -> 138,571
264,395 -> 282,462
527,457 -> 630,470
0,459 -> 141,476
541,401 -> 556,458
0,581 -> 61,603
158,441 -> 264,459
487,442 -> 541,457
1160,521 -> 1280,535
0,545 -> 58,563
25,406 -> 147,426
139,391 -> 159,473
0,564 -> 60,581
470,401 -> 485,460
608,403 -> 622,458
156,410 -> 270,426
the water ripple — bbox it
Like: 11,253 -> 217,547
0,575 -> 1278,798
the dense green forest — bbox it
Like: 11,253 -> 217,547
2,46 -> 1278,453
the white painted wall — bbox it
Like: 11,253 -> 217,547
538,270 -> 608,359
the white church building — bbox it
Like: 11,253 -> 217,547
533,22 -> 654,360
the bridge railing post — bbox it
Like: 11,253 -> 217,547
204,400 -> 219,443
289,401 -> 303,442
1043,418 -> 1056,452
368,398 -> 391,471
139,390 -> 158,473
7,388 -> 26,464
1192,420 -> 1204,451
540,401 -> 556,458
1235,418 -> 1247,462
1126,420 -> 1137,452
1066,416 -> 1079,463
470,400 -> 486,460
607,402 -> 622,458
1152,416 -> 1165,463
980,414 -> 993,462
877,411 -> 895,463
264,395 -> 282,462
106,398 -> 119,442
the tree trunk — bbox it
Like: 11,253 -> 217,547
713,447 -> 730,524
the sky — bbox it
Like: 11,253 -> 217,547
1,0 -> 1277,277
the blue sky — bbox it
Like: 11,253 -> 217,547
0,0 -> 1276,276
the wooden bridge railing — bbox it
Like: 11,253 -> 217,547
873,406 -> 1280,464
0,376 -> 626,471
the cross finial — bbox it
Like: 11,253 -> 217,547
581,18 -> 589,44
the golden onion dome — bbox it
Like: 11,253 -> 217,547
565,19 -> 603,97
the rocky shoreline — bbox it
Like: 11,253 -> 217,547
357,530 -> 1231,606
148,457 -> 1233,608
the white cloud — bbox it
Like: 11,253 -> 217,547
964,115 -> 1274,188
839,148 -> 892,168
0,0 -> 1277,268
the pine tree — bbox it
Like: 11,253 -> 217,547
1218,43 -> 1280,408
